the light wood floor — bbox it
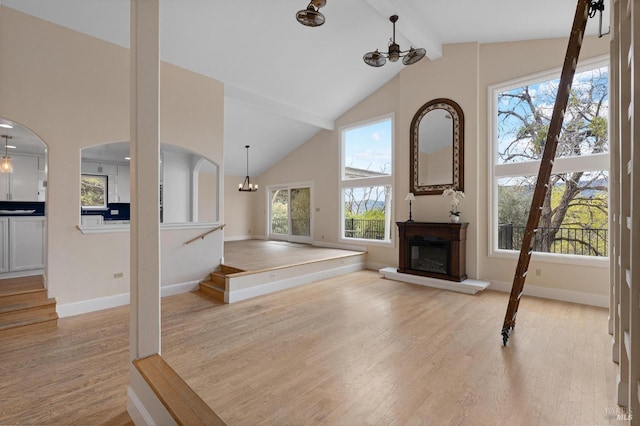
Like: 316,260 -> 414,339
223,240 -> 365,272
0,271 -> 621,425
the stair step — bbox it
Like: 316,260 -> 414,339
219,265 -> 244,275
0,316 -> 58,338
199,281 -> 225,302
0,288 -> 48,306
0,274 -> 45,296
208,272 -> 226,286
0,298 -> 57,323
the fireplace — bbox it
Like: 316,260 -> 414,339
397,222 -> 467,282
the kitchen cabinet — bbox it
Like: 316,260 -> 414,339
0,216 -> 45,274
0,156 -> 40,201
0,218 -> 8,273
117,164 -> 130,202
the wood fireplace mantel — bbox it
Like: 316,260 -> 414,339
397,221 -> 468,282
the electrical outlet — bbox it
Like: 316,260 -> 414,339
535,269 -> 542,277
270,272 -> 276,279
114,272 -> 124,279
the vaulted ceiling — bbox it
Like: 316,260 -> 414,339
1,0 -> 609,176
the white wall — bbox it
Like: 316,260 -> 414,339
0,7 -> 225,307
254,37 -> 611,300
224,176 -> 255,241
163,151 -> 192,224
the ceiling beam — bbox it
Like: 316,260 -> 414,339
225,85 -> 335,131
363,0 -> 443,60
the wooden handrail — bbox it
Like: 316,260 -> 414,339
184,224 -> 226,245
133,354 -> 226,425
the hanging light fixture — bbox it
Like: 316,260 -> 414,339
363,15 -> 426,67
589,0 -> 609,38
238,145 -> 258,192
296,0 -> 327,27
1,135 -> 13,173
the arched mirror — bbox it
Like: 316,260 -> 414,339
410,98 -> 464,195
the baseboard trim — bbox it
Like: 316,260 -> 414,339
366,262 -> 389,271
57,280 -> 200,318
160,280 -> 200,297
224,235 -> 252,242
489,279 -> 608,308
57,293 -> 130,318
127,386 -> 157,426
227,263 -> 363,303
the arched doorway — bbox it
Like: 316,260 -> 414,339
0,119 -> 48,278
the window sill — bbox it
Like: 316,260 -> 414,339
77,221 -> 222,234
490,249 -> 609,268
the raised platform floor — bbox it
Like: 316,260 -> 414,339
207,240 -> 367,303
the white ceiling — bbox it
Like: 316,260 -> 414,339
1,0 -> 610,176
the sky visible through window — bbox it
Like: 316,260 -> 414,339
343,118 -> 392,175
497,66 -> 609,164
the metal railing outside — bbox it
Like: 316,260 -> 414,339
344,218 -> 385,240
498,223 -> 608,257
271,218 -> 310,237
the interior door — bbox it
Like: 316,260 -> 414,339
269,185 -> 312,244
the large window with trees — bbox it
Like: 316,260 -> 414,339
340,116 -> 393,243
491,59 -> 609,259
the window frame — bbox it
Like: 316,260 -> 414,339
487,55 -> 610,267
80,173 -> 108,210
339,114 -> 395,246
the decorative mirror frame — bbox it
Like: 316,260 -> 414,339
410,98 -> 464,195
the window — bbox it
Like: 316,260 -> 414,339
490,60 -> 609,259
340,116 -> 393,243
81,174 -> 108,209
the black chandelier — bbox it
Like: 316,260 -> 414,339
363,15 -> 426,67
296,0 -> 327,27
238,145 -> 258,192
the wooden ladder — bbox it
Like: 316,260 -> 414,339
501,0 -> 595,346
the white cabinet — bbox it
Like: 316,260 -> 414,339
0,216 -> 45,273
81,161 -> 117,175
0,155 -> 40,201
117,164 -> 130,202
0,218 -> 8,273
10,217 -> 45,271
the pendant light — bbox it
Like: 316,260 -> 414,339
363,15 -> 426,67
238,145 -> 258,192
296,0 -> 327,27
1,135 -> 13,174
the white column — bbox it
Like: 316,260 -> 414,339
127,1 -> 174,423
130,0 -> 161,360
